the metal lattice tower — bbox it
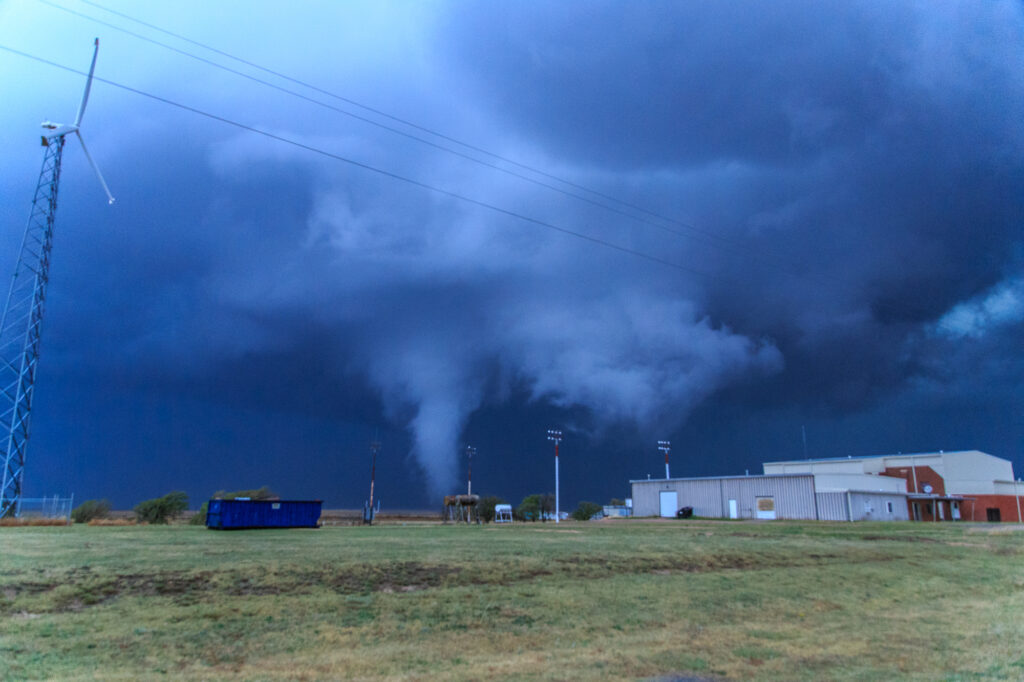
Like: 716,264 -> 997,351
0,39 -> 113,518
0,139 -> 65,517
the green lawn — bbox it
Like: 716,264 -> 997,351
1,520 -> 1022,680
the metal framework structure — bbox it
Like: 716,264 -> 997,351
0,140 -> 65,517
0,39 -> 112,518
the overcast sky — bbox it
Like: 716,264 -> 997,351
1,0 -> 1022,510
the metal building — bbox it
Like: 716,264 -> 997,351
631,474 -> 819,520
631,474 -> 909,521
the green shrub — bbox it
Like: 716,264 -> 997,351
188,486 -> 277,525
516,493 -> 556,521
71,499 -> 111,524
134,491 -> 188,525
572,501 -> 603,521
516,494 -> 541,521
478,496 -> 506,523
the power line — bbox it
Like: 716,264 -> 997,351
0,43 -> 719,279
42,0 -> 747,254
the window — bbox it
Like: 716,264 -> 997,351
885,501 -> 894,514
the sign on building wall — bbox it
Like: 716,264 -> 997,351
756,497 -> 776,520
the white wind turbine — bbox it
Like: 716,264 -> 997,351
0,38 -> 114,517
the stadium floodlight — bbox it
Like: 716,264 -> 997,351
547,430 -> 562,523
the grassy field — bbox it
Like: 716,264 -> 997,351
1,520 -> 1022,681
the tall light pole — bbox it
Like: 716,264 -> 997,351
465,445 -> 476,496
658,440 -> 671,479
547,429 -> 562,523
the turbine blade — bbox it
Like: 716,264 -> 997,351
74,131 -> 115,205
74,38 -> 100,127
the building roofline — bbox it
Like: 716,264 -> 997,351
763,450 -> 986,466
819,489 -> 909,496
630,473 -> 813,484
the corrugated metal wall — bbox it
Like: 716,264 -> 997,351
815,492 -> 850,521
849,492 -> 909,521
631,475 -> 817,519
815,492 -> 910,521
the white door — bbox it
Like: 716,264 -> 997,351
728,499 -> 738,519
951,502 -> 960,520
659,491 -> 677,518
756,497 -> 776,520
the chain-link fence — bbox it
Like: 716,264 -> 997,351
15,495 -> 73,522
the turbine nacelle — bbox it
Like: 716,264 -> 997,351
40,121 -> 79,142
41,39 -> 115,205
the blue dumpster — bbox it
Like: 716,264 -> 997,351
205,499 -> 322,529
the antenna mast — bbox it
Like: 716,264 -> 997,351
0,39 -> 113,518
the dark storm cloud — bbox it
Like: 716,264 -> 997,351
435,1 -> 1024,410
3,0 -> 1024,506
442,2 -> 970,168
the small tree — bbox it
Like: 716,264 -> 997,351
478,496 -> 506,524
189,486 -> 277,525
134,491 -> 188,525
539,493 -> 556,521
572,501 -> 603,521
516,494 -> 541,522
71,498 -> 111,524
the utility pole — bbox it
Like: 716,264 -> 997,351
658,440 -> 671,479
465,445 -> 476,496
547,429 -> 562,523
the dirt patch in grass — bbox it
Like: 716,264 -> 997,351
530,529 -> 583,534
859,534 -> 940,543
1,548 -> 895,615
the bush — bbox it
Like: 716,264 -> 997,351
609,498 -> 625,506
134,491 -> 188,525
572,501 -> 603,521
188,486 -> 277,525
540,493 -> 555,520
516,494 -> 541,522
517,493 -> 556,521
71,498 -> 111,524
478,496 -> 506,523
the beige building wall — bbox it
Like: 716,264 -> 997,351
938,451 -> 1014,494
813,473 -> 906,494
763,451 -> 1017,497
